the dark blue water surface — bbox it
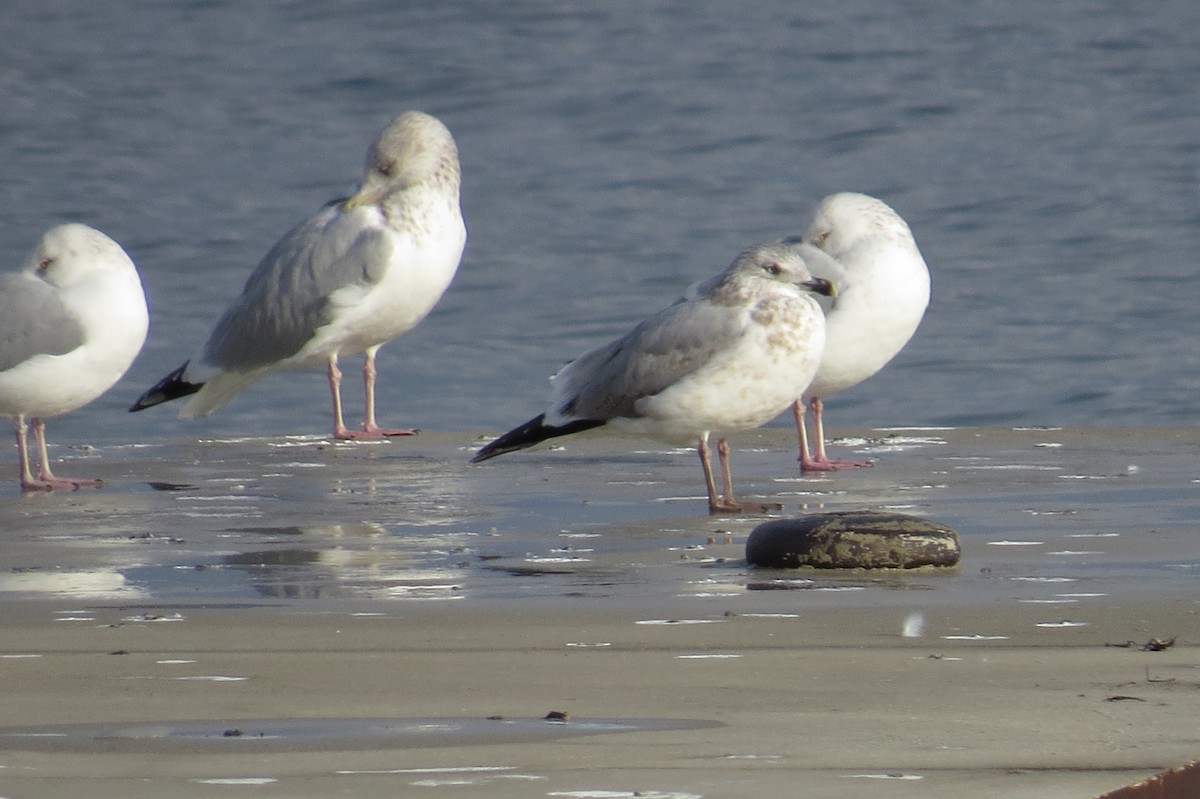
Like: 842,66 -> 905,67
3,0 -> 1198,447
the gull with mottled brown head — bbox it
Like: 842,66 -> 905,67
785,192 -> 930,471
1,224 -> 148,491
130,111 -> 466,440
472,242 -> 835,514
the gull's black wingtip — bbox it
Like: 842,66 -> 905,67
471,414 -> 605,463
128,361 -> 203,412
470,414 -> 549,463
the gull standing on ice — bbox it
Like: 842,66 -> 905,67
786,192 -> 930,471
471,243 -> 835,514
130,111 -> 466,439
0,224 -> 149,491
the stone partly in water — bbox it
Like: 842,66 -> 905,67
745,510 -> 961,569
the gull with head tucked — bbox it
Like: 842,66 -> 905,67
130,111 -> 466,439
471,242 -> 835,514
785,192 -> 930,471
0,224 -> 149,491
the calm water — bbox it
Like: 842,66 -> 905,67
2,0 -> 1198,448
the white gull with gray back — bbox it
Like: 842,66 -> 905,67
130,111 -> 466,440
473,242 -> 834,513
787,192 -> 930,471
0,224 -> 148,490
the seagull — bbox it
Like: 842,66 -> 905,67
471,242 -> 835,514
785,192 -> 930,471
0,224 -> 149,491
129,111 -> 466,439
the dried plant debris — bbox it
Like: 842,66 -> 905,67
1142,637 -> 1177,651
1105,637 -> 1176,652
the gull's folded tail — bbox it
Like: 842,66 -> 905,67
471,414 -> 604,463
129,362 -> 203,412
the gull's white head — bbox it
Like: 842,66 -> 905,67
803,192 -> 914,259
724,242 -> 836,298
344,111 -> 460,210
24,223 -> 138,290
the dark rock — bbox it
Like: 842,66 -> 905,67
746,510 -> 960,569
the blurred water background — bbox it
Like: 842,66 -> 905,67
3,0 -> 1198,448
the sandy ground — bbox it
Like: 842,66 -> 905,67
0,426 -> 1197,798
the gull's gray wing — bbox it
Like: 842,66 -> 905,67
549,296 -> 747,422
0,273 -> 86,372
199,202 -> 392,371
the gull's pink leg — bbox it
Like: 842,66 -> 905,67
699,436 -> 782,514
20,417 -> 101,491
718,437 -> 737,508
697,433 -> 728,514
361,346 -> 417,437
804,397 -> 872,471
329,354 -> 361,440
793,398 -> 826,471
13,416 -> 42,491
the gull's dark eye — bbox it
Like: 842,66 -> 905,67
763,262 -> 783,276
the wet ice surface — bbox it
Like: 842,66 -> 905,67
4,427 -> 1195,619
1,426 -> 1195,617
0,716 -> 717,753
